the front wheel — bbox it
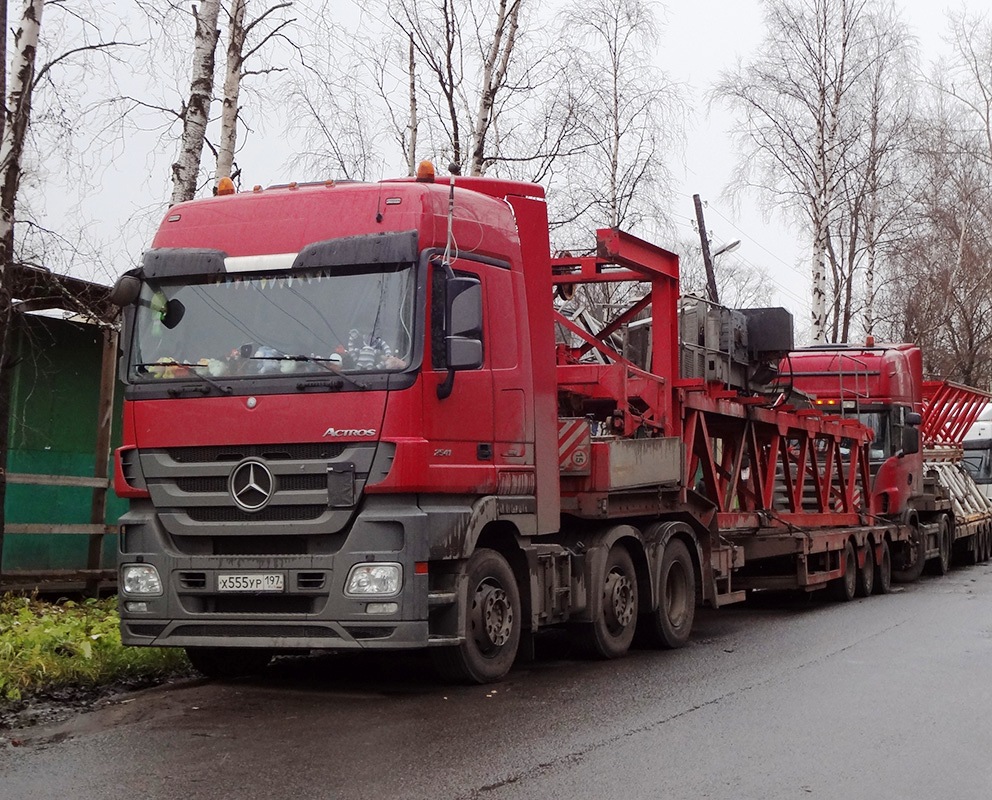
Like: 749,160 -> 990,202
431,549 -> 521,684
185,647 -> 272,679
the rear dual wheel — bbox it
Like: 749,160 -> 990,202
831,540 -> 857,602
934,517 -> 952,576
893,522 -> 926,583
874,539 -> 893,595
586,546 -> 639,659
855,541 -> 875,598
640,539 -> 696,649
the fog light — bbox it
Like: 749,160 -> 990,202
366,602 -> 398,614
345,563 -> 402,596
125,601 -> 149,613
122,563 -> 163,595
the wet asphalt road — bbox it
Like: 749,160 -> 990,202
2,563 -> 991,800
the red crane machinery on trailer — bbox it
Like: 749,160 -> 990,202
108,168 -> 921,683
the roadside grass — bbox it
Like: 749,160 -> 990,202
0,594 -> 189,704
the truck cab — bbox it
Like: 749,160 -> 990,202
781,344 -> 923,516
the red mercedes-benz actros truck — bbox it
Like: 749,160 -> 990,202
110,168 -> 916,683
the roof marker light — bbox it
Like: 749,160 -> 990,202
416,161 -> 436,182
215,176 -> 235,196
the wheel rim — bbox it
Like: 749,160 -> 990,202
666,560 -> 689,627
604,567 -> 635,633
471,579 -> 514,653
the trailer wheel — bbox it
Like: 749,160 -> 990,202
892,522 -> 926,583
185,647 -> 272,679
583,545 -> 638,659
934,517 -> 952,575
432,549 -> 521,685
831,540 -> 857,602
647,539 -> 696,649
874,539 -> 892,595
856,541 -> 875,598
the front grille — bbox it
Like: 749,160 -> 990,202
176,474 -> 328,494
169,443 -> 347,463
186,505 -> 326,523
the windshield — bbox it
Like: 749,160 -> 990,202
128,264 -> 416,382
963,442 -> 992,484
857,411 -> 889,460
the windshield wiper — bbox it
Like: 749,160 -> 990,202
134,361 -> 234,395
256,354 -> 369,390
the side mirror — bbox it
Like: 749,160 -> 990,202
445,277 -> 483,371
901,426 -> 920,456
905,411 -> 922,427
161,299 -> 186,329
109,274 -> 141,307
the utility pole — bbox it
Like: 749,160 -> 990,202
693,194 -> 719,304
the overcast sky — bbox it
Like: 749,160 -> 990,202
46,0 -> 977,340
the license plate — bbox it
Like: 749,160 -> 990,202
217,572 -> 285,592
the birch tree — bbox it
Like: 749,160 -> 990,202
716,0 -> 885,343
171,0 -> 221,204
0,0 -> 36,580
554,0 -> 683,241
216,0 -> 294,183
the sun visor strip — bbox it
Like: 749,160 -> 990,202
142,248 -> 229,279
292,230 -> 419,269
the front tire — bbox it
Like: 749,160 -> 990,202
431,549 -> 521,685
185,647 -> 272,679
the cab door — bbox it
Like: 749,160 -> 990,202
421,257 -> 496,493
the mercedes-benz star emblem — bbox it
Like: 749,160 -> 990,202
229,459 -> 275,512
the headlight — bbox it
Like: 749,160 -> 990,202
345,563 -> 402,597
121,563 -> 163,595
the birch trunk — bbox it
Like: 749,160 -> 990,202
171,0 -> 222,205
406,34 -> 417,175
0,0 -> 44,585
469,0 -> 520,176
217,0 -> 247,181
